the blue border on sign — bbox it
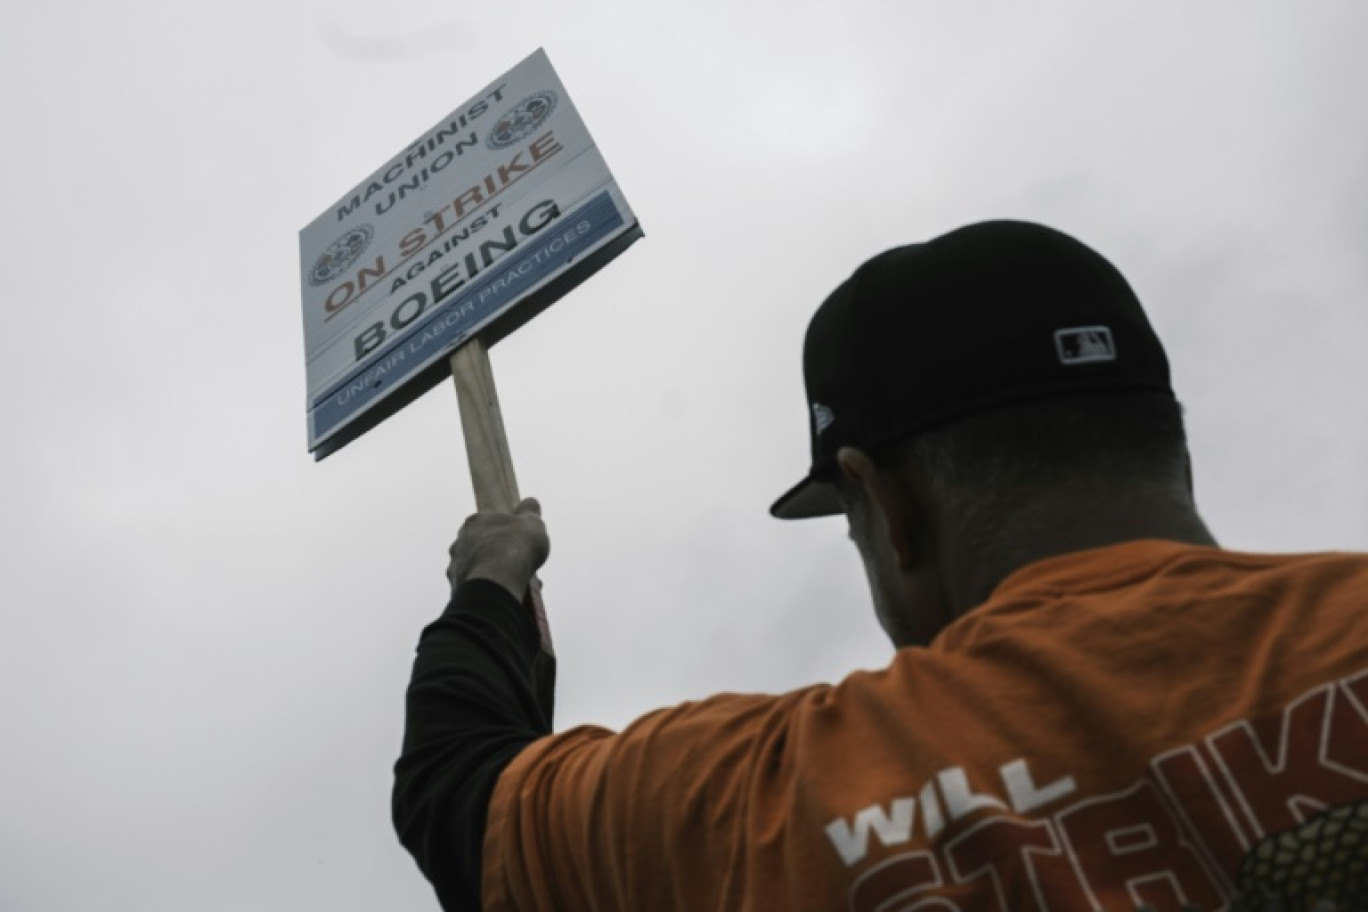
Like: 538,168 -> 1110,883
310,190 -> 624,442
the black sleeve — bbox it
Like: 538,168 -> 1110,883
392,578 -> 556,912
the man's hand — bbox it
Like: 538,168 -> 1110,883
447,497 -> 550,603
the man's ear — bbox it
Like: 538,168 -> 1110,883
836,447 -> 917,570
835,447 -> 876,506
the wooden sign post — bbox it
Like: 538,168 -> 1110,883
450,339 -> 554,657
450,339 -> 521,514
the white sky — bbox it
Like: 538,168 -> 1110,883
2,2 -> 1366,909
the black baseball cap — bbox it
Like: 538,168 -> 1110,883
771,220 -> 1174,520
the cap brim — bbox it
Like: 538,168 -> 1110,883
770,473 -> 842,520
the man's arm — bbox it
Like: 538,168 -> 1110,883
393,501 -> 553,911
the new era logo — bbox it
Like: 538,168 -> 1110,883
812,403 -> 835,436
1055,326 -> 1116,365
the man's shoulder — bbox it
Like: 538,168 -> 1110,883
978,539 -> 1368,612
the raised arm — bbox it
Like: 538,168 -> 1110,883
393,499 -> 554,911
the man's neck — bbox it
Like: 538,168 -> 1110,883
946,491 -> 1218,615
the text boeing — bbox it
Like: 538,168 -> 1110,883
351,197 -> 564,361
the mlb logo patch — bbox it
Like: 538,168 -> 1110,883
1055,326 -> 1117,365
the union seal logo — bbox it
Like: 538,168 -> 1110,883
309,224 -> 375,287
486,91 -> 558,150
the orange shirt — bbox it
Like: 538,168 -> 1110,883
482,541 -> 1368,910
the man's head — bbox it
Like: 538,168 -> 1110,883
772,221 -> 1215,646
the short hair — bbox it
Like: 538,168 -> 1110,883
847,392 -> 1192,540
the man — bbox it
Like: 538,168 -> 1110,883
394,221 -> 1368,911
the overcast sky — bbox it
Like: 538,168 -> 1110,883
2,2 -> 1366,909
